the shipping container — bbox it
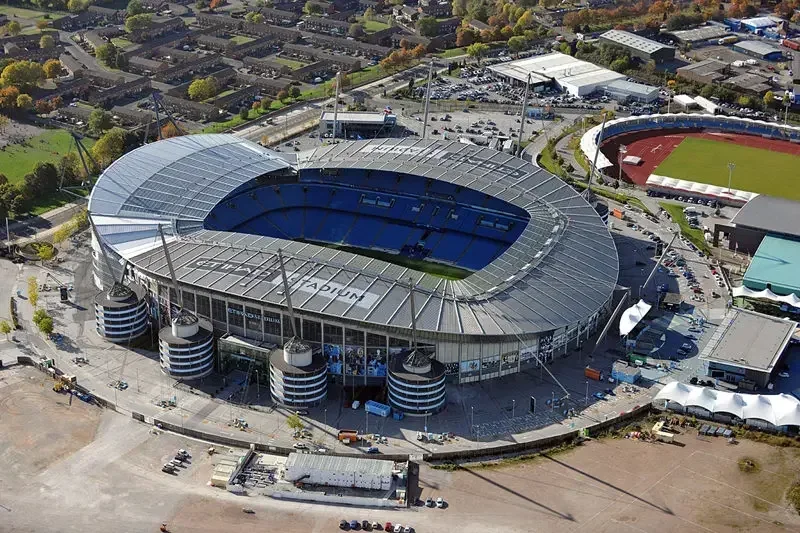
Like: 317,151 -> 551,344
584,367 -> 603,381
718,35 -> 739,45
612,208 -> 625,220
781,38 -> 800,51
364,400 -> 391,418
338,429 -> 359,442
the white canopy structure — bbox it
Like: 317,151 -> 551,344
619,299 -> 651,336
645,175 -> 758,206
732,286 -> 800,307
654,382 -> 800,427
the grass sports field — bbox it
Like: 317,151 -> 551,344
0,129 -> 94,185
654,137 -> 800,200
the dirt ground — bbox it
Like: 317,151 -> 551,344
2,363 -> 799,533
0,121 -> 45,149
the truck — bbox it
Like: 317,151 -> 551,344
364,400 -> 391,418
584,367 -> 603,381
718,35 -> 738,45
338,429 -> 359,443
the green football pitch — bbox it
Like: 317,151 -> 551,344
653,137 -> 800,201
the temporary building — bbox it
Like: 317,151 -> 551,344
654,381 -> 800,429
619,299 -> 652,336
732,286 -> 800,306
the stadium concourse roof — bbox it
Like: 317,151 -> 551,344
89,135 -> 618,337
730,195 -> 800,238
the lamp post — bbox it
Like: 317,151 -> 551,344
727,162 -> 735,193
618,145 -> 627,184
471,405 -> 474,434
511,399 -> 516,419
585,380 -> 589,405
324,408 -> 327,428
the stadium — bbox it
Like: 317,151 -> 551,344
88,135 -> 618,404
580,114 -> 800,205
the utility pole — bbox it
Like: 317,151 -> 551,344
5,217 -> 10,255
331,71 -> 341,141
618,145 -> 627,184
511,399 -> 516,419
585,380 -> 589,405
421,59 -> 434,139
516,73 -> 531,158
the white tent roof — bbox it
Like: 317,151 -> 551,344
654,382 -> 800,427
646,174 -> 758,205
732,285 -> 800,307
673,94 -> 696,107
619,299 -> 651,336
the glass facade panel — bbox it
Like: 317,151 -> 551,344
196,295 -> 210,318
263,310 -> 281,337
345,328 -> 365,377
211,298 -> 226,326
228,303 -> 244,328
366,333 -> 387,378
183,292 -> 195,312
245,306 -> 262,336
324,324 -> 343,375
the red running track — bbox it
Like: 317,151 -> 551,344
600,130 -> 800,186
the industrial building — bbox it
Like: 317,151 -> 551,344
699,307 -> 795,388
598,30 -> 675,63
284,453 -> 395,490
732,40 -> 783,61
667,25 -> 731,45
319,111 -> 397,138
488,52 -> 625,96
676,58 -> 729,85
602,79 -> 659,103
739,16 -> 778,34
714,195 -> 800,255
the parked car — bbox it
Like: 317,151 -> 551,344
436,497 -> 444,508
425,497 -> 434,507
340,520 -> 349,530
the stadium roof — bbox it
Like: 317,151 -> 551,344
731,195 -> 800,237
320,111 -> 390,124
743,234 -> 800,296
699,307 -> 795,373
599,29 -> 674,54
89,135 -> 619,338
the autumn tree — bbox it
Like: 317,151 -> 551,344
39,34 -> 55,50
27,276 -> 39,308
456,27 -> 477,47
188,77 -> 218,100
91,127 -> 128,168
0,86 -> 21,110
277,89 -> 289,101
411,43 -> 427,59
245,11 -> 265,23
466,42 -> 489,61
43,59 -> 62,79
4,21 -> 21,36
16,94 -> 33,110
1,60 -> 45,91
35,20 -> 50,33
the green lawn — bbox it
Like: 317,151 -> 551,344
30,189 -> 89,216
0,5 -> 64,20
111,37 -> 135,49
358,17 -> 389,33
654,137 -> 800,201
0,129 -> 94,185
229,35 -> 254,45
660,202 -> 711,255
274,56 -> 308,69
437,47 -> 467,58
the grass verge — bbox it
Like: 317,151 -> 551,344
0,129 -> 95,185
659,202 -> 711,255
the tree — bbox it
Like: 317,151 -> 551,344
16,93 -> 32,110
209,0 -> 223,9
239,107 -> 249,120
417,16 -> 439,38
127,0 -> 145,16
43,59 -> 61,79
187,77 -> 218,100
0,86 -> 21,111
260,98 -> 272,110
348,23 -> 365,38
88,108 -> 113,134
91,128 -> 128,168
160,122 -> 182,138
610,57 -> 630,72
763,90 -> 774,107
466,42 -> 489,60
452,0 -> 467,18
68,0 -> 89,12
35,20 -> 50,33
559,42 -> 572,56
286,413 -> 304,431
95,43 -> 118,68
37,245 -> 56,262
4,21 -> 21,36
456,28 -> 477,47
304,0 -> 322,14
35,99 -> 52,114
125,13 -> 153,32
277,89 -> 289,101
245,11 -> 265,23
23,162 -> 59,197
289,86 -> 301,98
37,316 -> 54,335
507,35 -> 527,53
0,320 -> 11,340
39,34 -> 55,50
28,276 -> 39,308
1,60 -> 45,91
411,43 -> 427,59
364,6 -> 375,20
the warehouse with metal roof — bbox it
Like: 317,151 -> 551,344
598,29 -> 675,63
88,135 -> 618,385
284,453 -> 395,490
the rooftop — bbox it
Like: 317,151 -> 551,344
741,16 -> 777,29
743,234 -> 800,296
733,40 -> 782,56
599,29 -> 674,54
669,25 -> 730,43
488,52 -> 623,87
285,453 -> 394,477
699,307 -> 796,373
320,111 -> 391,124
604,79 -> 659,96
731,195 -> 800,238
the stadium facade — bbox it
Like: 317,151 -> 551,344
88,135 -> 618,386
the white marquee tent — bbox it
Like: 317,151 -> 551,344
619,299 -> 651,336
654,381 -> 800,427
732,286 -> 800,306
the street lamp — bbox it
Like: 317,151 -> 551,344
727,162 -> 735,193
471,405 -> 474,433
585,380 -> 589,405
618,145 -> 627,184
324,408 -> 327,428
511,399 -> 516,419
